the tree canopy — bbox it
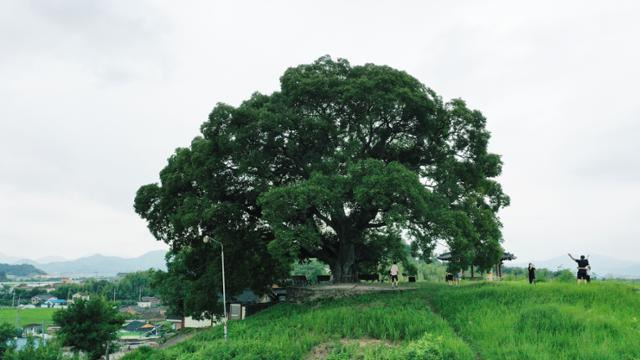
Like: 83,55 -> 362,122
135,56 -> 509,314
53,297 -> 124,360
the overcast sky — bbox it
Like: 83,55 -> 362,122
1,1 -> 639,262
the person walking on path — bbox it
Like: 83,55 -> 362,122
390,262 -> 399,288
568,253 -> 590,284
527,263 -> 536,284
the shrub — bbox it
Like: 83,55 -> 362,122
404,333 -> 443,360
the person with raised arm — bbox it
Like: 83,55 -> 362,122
568,253 -> 590,284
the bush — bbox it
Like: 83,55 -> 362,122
554,269 -> 575,282
404,334 -> 443,360
4,337 -> 66,360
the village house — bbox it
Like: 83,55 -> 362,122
137,296 -> 160,308
166,319 -> 183,331
22,323 -> 44,336
122,320 -> 160,337
44,298 -> 67,308
31,294 -> 53,305
70,292 -> 90,303
183,315 -> 215,328
123,320 -> 147,332
119,305 -> 167,322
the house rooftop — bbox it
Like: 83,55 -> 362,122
46,299 -> 67,303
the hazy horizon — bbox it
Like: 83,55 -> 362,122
2,1 -> 640,261
0,249 -> 167,264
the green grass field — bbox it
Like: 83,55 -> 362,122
122,281 -> 640,360
0,307 -> 57,328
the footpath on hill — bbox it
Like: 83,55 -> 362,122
285,283 -> 417,302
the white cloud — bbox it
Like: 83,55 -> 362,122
1,0 -> 639,261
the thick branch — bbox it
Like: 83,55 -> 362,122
365,222 -> 386,229
312,208 -> 334,229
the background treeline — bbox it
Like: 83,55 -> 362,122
0,270 -> 157,306
501,267 -> 575,282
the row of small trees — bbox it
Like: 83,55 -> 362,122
0,271 -> 156,307
0,297 -> 123,360
51,271 -> 156,303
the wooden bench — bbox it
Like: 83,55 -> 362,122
358,274 -> 379,282
316,275 -> 332,284
291,275 -> 309,287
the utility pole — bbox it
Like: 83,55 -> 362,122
113,287 -> 116,302
221,245 -> 227,341
203,235 -> 228,341
15,296 -> 20,328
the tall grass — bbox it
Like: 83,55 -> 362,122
123,281 -> 640,359
423,281 -> 640,360
123,290 -> 474,360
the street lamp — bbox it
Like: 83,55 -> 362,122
203,235 -> 228,341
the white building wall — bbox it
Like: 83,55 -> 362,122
184,316 -> 213,328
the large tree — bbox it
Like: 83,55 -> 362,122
135,56 -> 508,292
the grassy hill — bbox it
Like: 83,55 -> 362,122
0,263 -> 46,277
123,281 -> 640,360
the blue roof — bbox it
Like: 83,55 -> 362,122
46,299 -> 67,304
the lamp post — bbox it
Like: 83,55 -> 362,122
203,235 -> 228,341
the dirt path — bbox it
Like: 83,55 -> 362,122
108,328 -> 207,359
159,328 -> 206,349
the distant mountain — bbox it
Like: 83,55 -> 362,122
0,252 -> 21,264
34,250 -> 167,277
0,263 -> 46,277
512,254 -> 640,279
37,256 -> 67,263
3,255 -> 67,266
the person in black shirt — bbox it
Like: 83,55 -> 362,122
527,263 -> 536,284
568,253 -> 590,284
445,272 -> 454,285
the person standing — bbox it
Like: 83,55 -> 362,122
527,263 -> 536,284
568,253 -> 590,284
454,271 -> 461,285
445,272 -> 454,285
390,262 -> 399,288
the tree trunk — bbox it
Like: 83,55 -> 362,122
332,240 -> 356,283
